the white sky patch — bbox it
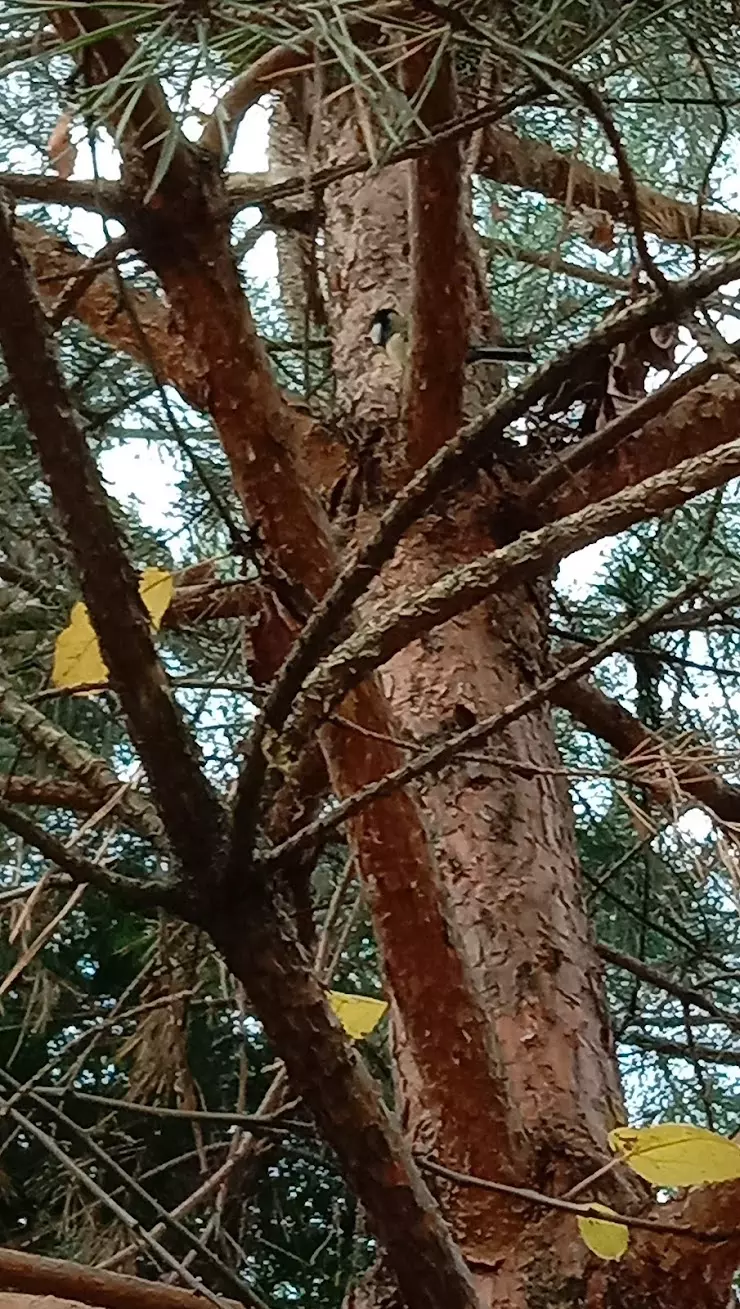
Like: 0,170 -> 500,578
99,438 -> 181,536
56,94 -> 273,535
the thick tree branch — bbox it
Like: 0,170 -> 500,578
117,100 -> 528,1293
525,358 -> 718,512
404,49 -> 467,467
124,138 -> 522,1251
282,437 -> 740,744
554,672 -> 740,827
221,107 -> 738,254
0,171 -> 122,213
0,772 -> 116,813
552,371 -> 740,517
200,45 -> 310,160
15,219 -> 209,410
261,579 -> 702,867
478,126 -> 740,246
0,1248 -> 242,1309
255,242 -> 740,754
0,196 -> 227,884
163,579 -> 267,628
0,798 -> 183,913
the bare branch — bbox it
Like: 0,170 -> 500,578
0,772 -> 113,813
624,1034 -> 740,1066
200,45 -> 310,160
554,672 -> 740,827
0,195 -> 227,883
0,170 -> 122,213
552,370 -> 740,518
253,242 -> 740,753
261,579 -> 704,867
478,126 -> 740,246
0,798 -> 183,914
15,219 -> 209,410
419,1157 -> 736,1244
0,677 -> 165,846
598,944 -> 740,1034
484,236 -> 631,292
282,436 -> 740,746
524,358 -> 718,513
0,1247 -> 243,1309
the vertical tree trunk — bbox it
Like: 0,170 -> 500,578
314,93 -> 635,1273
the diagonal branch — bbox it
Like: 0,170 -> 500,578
0,772 -> 122,814
253,242 -> 740,754
0,798 -> 182,914
278,438 -> 740,755
554,670 -> 740,827
0,1247 -> 243,1309
0,195 -> 227,884
598,944 -> 740,1033
15,218 -> 208,408
0,676 -> 165,846
478,125 -> 740,246
551,370 -> 740,517
261,579 -> 703,867
200,44 -> 310,160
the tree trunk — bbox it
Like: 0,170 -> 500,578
307,91 -> 738,1307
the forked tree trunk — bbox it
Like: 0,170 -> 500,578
271,92 -> 739,1309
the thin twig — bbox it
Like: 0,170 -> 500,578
259,578 -> 705,867
418,1156 -> 735,1243
0,798 -> 184,913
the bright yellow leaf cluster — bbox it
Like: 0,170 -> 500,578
52,568 -> 174,690
578,1121 -> 740,1263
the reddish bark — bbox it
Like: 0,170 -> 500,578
404,51 -> 467,467
552,374 -> 740,517
318,120 -> 634,1269
5,30 -> 740,1301
0,1246 -> 240,1309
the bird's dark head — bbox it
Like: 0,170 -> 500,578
369,307 -> 397,347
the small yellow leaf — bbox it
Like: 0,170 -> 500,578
329,991 -> 388,1040
52,568 -> 174,690
577,1204 -> 629,1261
139,567 -> 174,630
609,1123 -> 740,1187
52,601 -> 109,689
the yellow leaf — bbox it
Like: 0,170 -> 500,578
577,1204 -> 629,1261
52,601 -> 109,689
329,991 -> 388,1040
609,1123 -> 740,1187
52,568 -> 174,690
139,567 -> 174,630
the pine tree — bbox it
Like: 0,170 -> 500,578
2,4 -> 740,1307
